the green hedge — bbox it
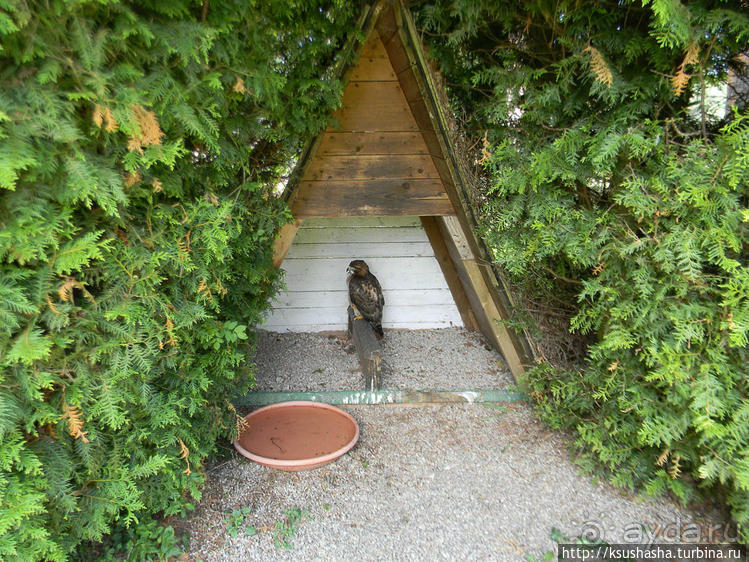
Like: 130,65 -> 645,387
0,1 -> 355,558
417,0 -> 748,541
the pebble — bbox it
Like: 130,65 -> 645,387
179,329 -> 729,560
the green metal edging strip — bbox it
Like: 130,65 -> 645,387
233,389 -> 526,407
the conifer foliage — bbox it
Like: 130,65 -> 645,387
417,0 -> 748,540
0,1 -> 356,558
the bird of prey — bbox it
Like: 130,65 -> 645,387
347,259 -> 385,339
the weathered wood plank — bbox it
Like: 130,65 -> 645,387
440,216 -> 473,260
261,320 -> 462,332
294,222 -> 428,243
405,97 -> 438,141
233,389 -> 527,407
419,130 -> 444,159
332,81 -> 418,132
377,13 -> 411,74
287,241 -> 436,259
462,259 -> 525,379
397,65 -> 423,103
359,31 -> 382,58
420,216 -> 477,332
263,304 -> 463,327
303,154 -> 439,182
437,217 -> 504,347
350,53 -> 396,81
281,256 -> 449,291
298,216 -> 421,228
352,29 -> 398,81
272,288 -> 459,309
436,218 -> 525,378
348,306 -> 382,390
317,132 -> 429,156
272,221 -> 301,268
292,178 -> 454,217
392,3 -> 533,375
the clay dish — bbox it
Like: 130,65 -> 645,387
233,401 -> 359,471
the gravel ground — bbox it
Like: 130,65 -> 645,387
182,403 -> 726,561
253,328 -> 514,392
179,330 -> 729,561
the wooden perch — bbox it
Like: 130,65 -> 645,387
348,305 -> 382,391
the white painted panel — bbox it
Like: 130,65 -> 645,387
261,321 -> 458,332
262,305 -> 462,326
273,289 -> 455,308
293,226 -> 429,244
301,216 -> 421,228
260,216 -> 463,332
287,241 -> 435,259
281,256 -> 446,292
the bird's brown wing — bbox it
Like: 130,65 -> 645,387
349,274 -> 383,324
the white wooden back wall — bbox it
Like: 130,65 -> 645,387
260,216 -> 464,332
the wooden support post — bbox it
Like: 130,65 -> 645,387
272,220 -> 302,268
348,306 -> 382,391
436,216 -> 526,380
420,216 -> 478,331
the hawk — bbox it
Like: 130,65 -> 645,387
347,259 -> 385,339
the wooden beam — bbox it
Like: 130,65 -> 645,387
379,1 -> 535,376
420,216 -> 477,331
348,306 -> 382,391
233,389 -> 527,407
303,154 -> 439,182
317,132 -> 429,156
292,179 -> 454,217
272,221 -> 301,267
462,259 -> 525,379
437,217 -> 525,379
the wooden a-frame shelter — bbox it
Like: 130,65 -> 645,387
272,0 -> 534,379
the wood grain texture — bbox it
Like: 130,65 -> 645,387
274,289 -> 458,308
332,82 -> 418,132
272,221 -> 301,267
462,258 -> 524,377
303,154 -> 438,182
349,305 -> 382,390
437,217 -> 500,340
350,54 -> 396,81
287,241 -> 436,259
282,256 -> 448,291
440,216 -> 472,260
263,305 -> 462,327
359,30 -> 385,59
351,29 -> 397,82
296,216 -> 420,228
292,178 -> 453,217
317,132 -> 428,156
378,17 -> 411,74
397,65 -> 423,103
293,220 -> 427,243
420,216 -> 478,331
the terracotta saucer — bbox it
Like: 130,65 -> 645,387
233,401 -> 359,471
